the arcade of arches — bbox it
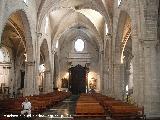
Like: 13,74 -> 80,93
0,0 -> 160,118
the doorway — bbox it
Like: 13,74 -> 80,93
69,64 -> 88,94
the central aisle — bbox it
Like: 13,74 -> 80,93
34,95 -> 78,120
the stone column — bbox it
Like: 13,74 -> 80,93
103,65 -> 109,95
44,70 -> 52,93
108,35 -> 114,97
100,50 -> 104,94
113,63 -> 123,100
121,64 -> 126,100
34,34 -> 41,95
143,41 -> 160,117
132,38 -> 146,107
24,62 -> 35,96
50,51 -> 53,90
52,50 -> 56,88
34,75 -> 39,95
136,40 -> 145,106
103,35 -> 110,95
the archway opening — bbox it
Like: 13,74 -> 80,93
115,11 -> 133,101
39,39 -> 51,93
0,10 -> 32,98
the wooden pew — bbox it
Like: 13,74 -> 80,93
74,95 -> 106,119
90,93 -> 146,120
102,100 -> 129,111
109,105 -> 146,120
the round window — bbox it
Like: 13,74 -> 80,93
74,39 -> 84,52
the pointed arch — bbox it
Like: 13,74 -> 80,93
115,11 -> 131,64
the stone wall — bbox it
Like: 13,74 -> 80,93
111,0 -> 160,117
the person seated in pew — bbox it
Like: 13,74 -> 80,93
21,98 -> 31,116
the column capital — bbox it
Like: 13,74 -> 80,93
25,61 -> 35,66
44,70 -> 50,73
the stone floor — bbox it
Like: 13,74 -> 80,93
34,95 -> 78,120
32,95 -> 107,120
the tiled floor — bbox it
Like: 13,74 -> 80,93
34,95 -> 78,120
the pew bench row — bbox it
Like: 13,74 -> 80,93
74,94 -> 106,119
0,91 -> 71,115
91,93 -> 146,120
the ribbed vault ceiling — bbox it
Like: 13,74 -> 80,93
38,0 -> 113,49
2,11 -> 26,58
